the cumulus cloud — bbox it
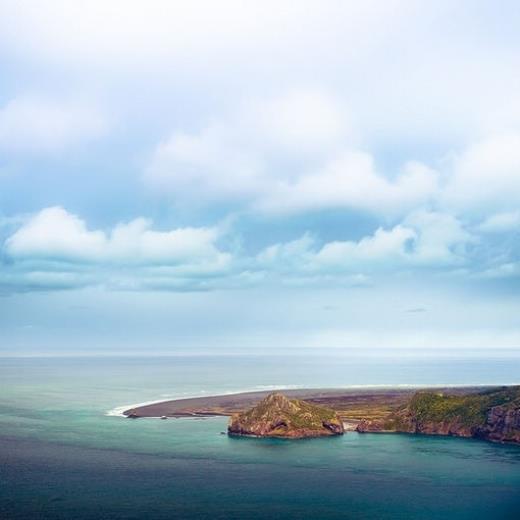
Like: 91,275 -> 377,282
145,90 -> 438,217
146,122 -> 263,203
443,134 -> 520,215
255,154 -> 438,216
148,114 -> 518,225
402,211 -> 474,265
2,207 -> 232,291
145,89 -> 352,204
478,211 -> 520,233
0,97 -> 107,152
5,206 -> 230,267
1,204 -> 516,293
312,225 -> 415,270
255,211 -> 473,279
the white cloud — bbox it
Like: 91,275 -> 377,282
6,207 -> 106,261
313,225 -> 415,269
145,89 -> 354,203
255,211 -> 474,279
444,134 -> 520,215
479,262 -> 520,279
403,211 -> 474,264
0,1 -> 416,69
256,224 -> 414,276
146,122 -> 263,203
145,90 -> 438,216
0,203 -> 513,293
248,90 -> 349,153
0,97 -> 107,152
255,154 -> 438,216
5,207 -> 231,272
478,211 -> 520,233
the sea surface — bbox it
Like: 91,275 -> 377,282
1,352 -> 520,519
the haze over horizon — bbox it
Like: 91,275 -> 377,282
1,1 -> 519,356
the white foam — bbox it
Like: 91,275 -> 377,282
105,398 -> 174,417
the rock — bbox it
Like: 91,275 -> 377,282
356,418 -> 390,433
478,404 -> 520,443
228,392 -> 344,439
356,387 -> 520,444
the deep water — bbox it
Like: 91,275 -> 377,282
1,354 -> 520,519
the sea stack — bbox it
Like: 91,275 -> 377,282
228,392 -> 344,438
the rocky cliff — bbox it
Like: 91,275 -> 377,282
228,392 -> 344,438
357,386 -> 520,444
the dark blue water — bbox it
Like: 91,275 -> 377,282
1,355 -> 520,519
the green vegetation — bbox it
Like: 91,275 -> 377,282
228,393 -> 344,437
409,386 -> 520,428
241,394 -> 339,429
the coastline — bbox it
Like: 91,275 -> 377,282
117,384 -> 500,419
109,382 -> 520,418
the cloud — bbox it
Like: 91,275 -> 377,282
145,89 -> 352,204
255,211 -> 475,279
145,90 -> 438,217
145,122 -> 262,204
0,1 -> 416,69
248,90 -> 349,153
479,262 -> 520,280
6,207 -> 106,261
0,96 -> 107,152
312,225 -> 415,269
403,211 -> 474,265
255,155 -> 438,216
1,203 -> 517,293
6,206 -> 230,267
1,206 -> 479,293
147,112 -> 520,225
478,211 -> 520,233
443,134 -> 520,215
2,207 -> 232,291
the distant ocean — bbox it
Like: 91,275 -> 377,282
1,353 -> 520,519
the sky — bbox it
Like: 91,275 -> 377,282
0,1 -> 519,355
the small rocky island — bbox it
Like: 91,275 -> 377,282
227,392 -> 345,438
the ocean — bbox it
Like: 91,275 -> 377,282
1,353 -> 520,519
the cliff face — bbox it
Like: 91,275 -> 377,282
357,387 -> 520,444
479,404 -> 520,443
228,393 -> 344,438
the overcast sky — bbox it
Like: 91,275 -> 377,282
1,1 -> 519,355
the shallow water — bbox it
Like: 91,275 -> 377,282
1,355 -> 520,519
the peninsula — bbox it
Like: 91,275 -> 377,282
123,385 -> 520,444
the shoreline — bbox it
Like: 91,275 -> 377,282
117,384 -> 504,420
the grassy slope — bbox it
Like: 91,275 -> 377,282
391,386 -> 520,430
235,394 -> 342,434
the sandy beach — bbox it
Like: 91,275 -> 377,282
122,386 -> 490,421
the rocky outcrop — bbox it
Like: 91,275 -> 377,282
228,392 -> 344,439
478,405 -> 520,443
357,387 -> 520,444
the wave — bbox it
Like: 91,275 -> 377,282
105,398 -> 173,417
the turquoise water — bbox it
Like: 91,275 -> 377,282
1,355 -> 520,519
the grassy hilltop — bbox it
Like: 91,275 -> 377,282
358,386 -> 520,443
228,393 -> 344,438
